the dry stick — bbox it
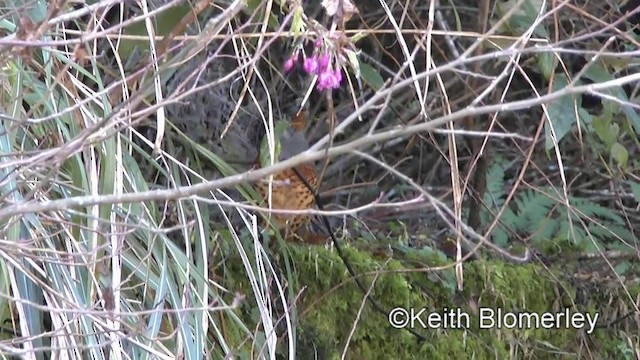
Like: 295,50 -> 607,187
316,91 -> 337,195
0,2 -> 263,183
0,4 -> 245,209
9,41 -> 88,206
221,0 -> 285,139
0,0 -> 184,51
462,0 -> 491,236
1,70 -> 639,219
109,0 -> 210,104
17,40 -> 631,127
317,0 -> 505,148
351,150 -> 528,261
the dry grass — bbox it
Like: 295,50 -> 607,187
0,0 -> 638,358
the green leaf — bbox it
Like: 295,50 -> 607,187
498,0 -> 549,38
117,5 -> 192,59
583,63 -> 620,115
350,32 -> 367,43
583,237 -> 599,253
592,114 -> 618,149
629,181 -> 640,203
610,142 -> 628,170
345,49 -> 360,78
583,63 -> 640,138
245,0 -> 279,29
614,262 -> 630,276
536,52 -> 554,80
290,8 -> 305,38
545,74 -> 585,150
360,62 -> 384,91
23,0 -> 48,22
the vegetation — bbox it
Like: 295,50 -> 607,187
0,0 -> 638,358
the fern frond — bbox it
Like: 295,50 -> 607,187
514,190 -> 556,233
484,163 -> 507,210
568,196 -> 624,224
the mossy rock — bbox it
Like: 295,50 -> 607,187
216,243 -> 638,359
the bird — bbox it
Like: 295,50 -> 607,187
254,111 -> 322,242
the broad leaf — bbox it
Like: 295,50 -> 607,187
360,62 -> 384,91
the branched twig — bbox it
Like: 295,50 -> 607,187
1,70 -> 639,219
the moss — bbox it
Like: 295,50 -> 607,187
215,242 -> 635,358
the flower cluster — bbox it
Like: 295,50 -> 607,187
284,38 -> 344,91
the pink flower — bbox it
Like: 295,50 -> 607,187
284,54 -> 298,73
315,37 -> 323,48
303,56 -> 319,74
316,68 -> 344,91
317,53 -> 330,72
317,71 -> 332,91
333,68 -> 343,85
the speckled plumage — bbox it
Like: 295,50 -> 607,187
256,163 -> 318,238
255,112 -> 321,242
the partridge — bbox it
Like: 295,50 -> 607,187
255,112 -> 320,241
